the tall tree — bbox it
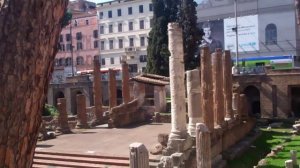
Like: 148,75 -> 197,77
178,0 -> 202,70
0,0 -> 68,167
146,0 -> 180,76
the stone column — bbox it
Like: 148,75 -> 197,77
200,47 -> 214,131
56,98 -> 71,134
93,57 -> 103,124
196,123 -> 211,168
232,93 -> 240,119
154,86 -> 167,113
122,61 -> 131,104
76,94 -> 89,129
133,82 -> 145,107
212,49 -> 225,127
129,143 -> 149,168
290,150 -> 297,166
186,69 -> 201,137
223,51 -> 234,120
285,160 -> 293,168
109,69 -> 117,109
168,23 -> 187,140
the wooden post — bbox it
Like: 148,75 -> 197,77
129,142 -> 149,168
196,123 -> 211,168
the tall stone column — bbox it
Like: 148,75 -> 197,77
168,23 -> 187,140
212,49 -> 225,127
200,47 -> 214,131
122,61 -> 130,104
109,69 -> 117,109
154,86 -> 167,113
76,94 -> 89,129
223,51 -> 234,120
93,57 -> 103,124
186,69 -> 201,137
56,98 -> 71,134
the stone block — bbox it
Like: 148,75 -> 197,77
158,133 -> 169,146
129,142 -> 149,168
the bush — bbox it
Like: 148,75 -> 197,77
42,104 -> 59,116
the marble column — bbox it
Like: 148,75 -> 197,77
93,57 -> 103,123
109,69 -> 117,109
168,23 -> 187,140
122,61 -> 130,104
200,47 -> 214,131
56,98 -> 71,134
212,49 -> 225,127
223,51 -> 234,120
76,94 -> 89,129
129,143 -> 149,168
186,69 -> 201,137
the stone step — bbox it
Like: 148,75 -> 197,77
32,151 -> 129,168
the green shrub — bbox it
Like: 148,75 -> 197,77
42,104 -> 59,116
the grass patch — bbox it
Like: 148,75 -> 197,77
227,128 -> 298,168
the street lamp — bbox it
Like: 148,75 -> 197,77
234,0 -> 239,74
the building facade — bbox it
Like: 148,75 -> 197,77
196,0 -> 300,66
96,0 -> 153,74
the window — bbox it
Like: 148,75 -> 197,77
58,58 -> 65,66
110,57 -> 115,64
109,39 -> 114,49
139,55 -> 147,62
59,35 -> 63,42
109,24 -> 113,33
129,21 -> 133,31
140,36 -> 145,46
128,7 -> 132,15
118,23 -> 122,32
139,5 -> 143,13
100,41 -> 105,50
129,37 -> 134,47
101,58 -> 106,65
66,34 -> 71,41
66,57 -> 72,66
119,39 -> 123,49
265,23 -> 277,45
108,10 -> 112,18
140,20 -> 144,29
86,20 -> 89,25
149,3 -> 153,11
93,30 -> 98,38
117,9 -> 122,16
94,41 -> 98,48
99,12 -> 103,19
76,56 -> 84,65
76,32 -> 82,40
129,64 -> 138,73
77,42 -> 83,50
66,44 -> 72,51
100,25 -> 104,34
59,44 -> 65,51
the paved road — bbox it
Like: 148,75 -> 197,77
36,123 -> 171,159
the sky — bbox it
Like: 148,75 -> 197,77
70,0 -> 202,4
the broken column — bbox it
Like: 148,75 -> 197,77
200,47 -> 214,131
186,69 -> 201,137
196,123 -> 211,168
122,61 -> 131,104
212,49 -> 225,127
56,98 -> 71,134
109,69 -> 117,109
93,57 -> 103,124
129,142 -> 149,168
168,23 -> 187,140
154,86 -> 167,113
232,93 -> 240,119
76,94 -> 89,129
223,51 -> 234,120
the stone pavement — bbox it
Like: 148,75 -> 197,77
36,123 -> 171,159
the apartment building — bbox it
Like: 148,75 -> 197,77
97,0 -> 153,74
52,0 -> 99,83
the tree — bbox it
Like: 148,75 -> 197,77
146,0 -> 180,76
0,0 -> 68,167
146,0 -> 201,75
178,0 -> 202,70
